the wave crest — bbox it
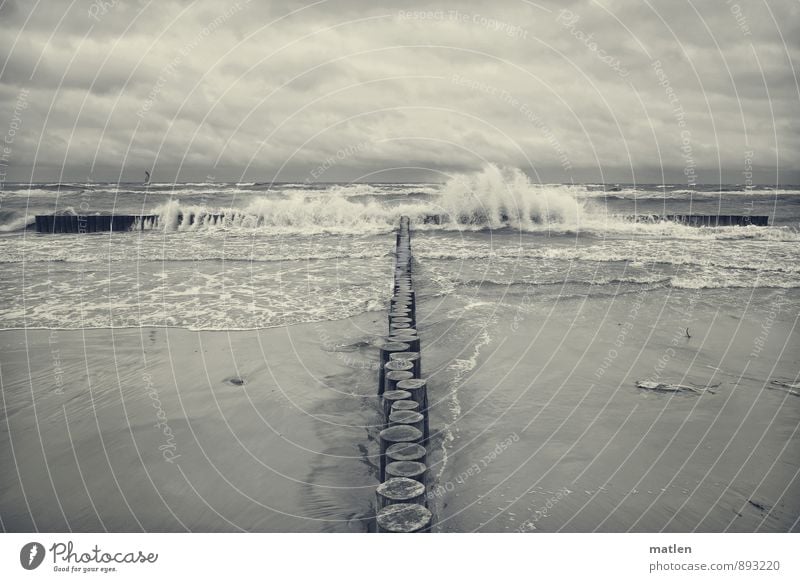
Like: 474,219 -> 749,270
439,164 -> 585,227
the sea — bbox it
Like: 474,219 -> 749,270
1,165 -> 798,331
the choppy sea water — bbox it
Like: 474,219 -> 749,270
1,165 -> 799,532
1,165 -> 799,330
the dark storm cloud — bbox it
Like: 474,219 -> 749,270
0,0 -> 797,183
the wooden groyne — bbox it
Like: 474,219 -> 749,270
33,212 -> 770,233
419,214 -> 770,227
34,214 -> 159,233
33,212 -> 230,233
633,214 -> 769,226
374,216 -> 433,533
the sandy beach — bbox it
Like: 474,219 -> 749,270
0,314 -> 390,532
3,282 -> 797,532
419,285 -> 800,532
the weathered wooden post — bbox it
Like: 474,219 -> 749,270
386,442 -> 427,465
388,333 -> 420,352
378,341 -> 411,395
379,424 -> 422,481
386,460 -> 427,482
382,389 -> 412,420
376,503 -> 432,533
389,409 -> 425,434
389,351 -> 421,379
385,370 -> 415,393
376,477 -> 426,510
384,359 -> 414,375
391,400 -> 420,413
395,378 -> 429,440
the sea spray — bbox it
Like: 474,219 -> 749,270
150,164 -> 595,233
438,164 -> 586,228
131,167 -> 799,239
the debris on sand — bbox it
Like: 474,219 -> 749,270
225,376 -> 245,386
636,380 -> 718,395
768,380 -> 800,397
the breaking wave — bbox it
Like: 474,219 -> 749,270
0,211 -> 35,232
143,165 -> 790,238
4,165 -> 797,240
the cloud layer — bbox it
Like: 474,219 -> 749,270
1,0 -> 798,183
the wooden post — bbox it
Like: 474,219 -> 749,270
389,409 -> 425,434
386,442 -> 426,465
386,460 -> 427,483
389,327 -> 416,335
378,341 -> 411,395
388,334 -> 420,352
379,425 -> 422,481
395,378 -> 428,440
376,503 -> 432,534
384,359 -> 414,374
390,351 -> 421,378
395,378 -> 427,404
376,477 -> 426,510
385,370 -> 414,393
382,389 -> 412,420
391,400 -> 420,413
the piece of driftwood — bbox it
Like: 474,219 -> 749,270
768,380 -> 800,397
636,380 -> 718,395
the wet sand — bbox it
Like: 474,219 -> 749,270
420,286 -> 800,532
0,315 -> 387,532
2,286 -> 798,533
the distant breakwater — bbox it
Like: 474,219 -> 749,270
33,212 -> 769,233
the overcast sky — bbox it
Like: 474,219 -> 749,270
0,0 -> 798,183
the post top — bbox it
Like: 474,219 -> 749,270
377,503 -> 432,533
376,477 -> 425,500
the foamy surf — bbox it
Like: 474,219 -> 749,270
0,213 -> 35,232
4,165 -> 797,238
134,165 -> 794,238
434,328 -> 495,484
1,168 -> 797,330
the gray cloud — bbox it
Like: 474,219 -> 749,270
0,0 -> 797,183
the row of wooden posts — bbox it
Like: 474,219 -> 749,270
33,213 -> 770,234
373,217 -> 433,533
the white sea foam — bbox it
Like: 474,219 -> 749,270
0,215 -> 35,232
138,165 -> 797,241
438,165 -> 586,228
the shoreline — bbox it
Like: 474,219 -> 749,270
1,286 -> 798,532
420,286 -> 799,532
